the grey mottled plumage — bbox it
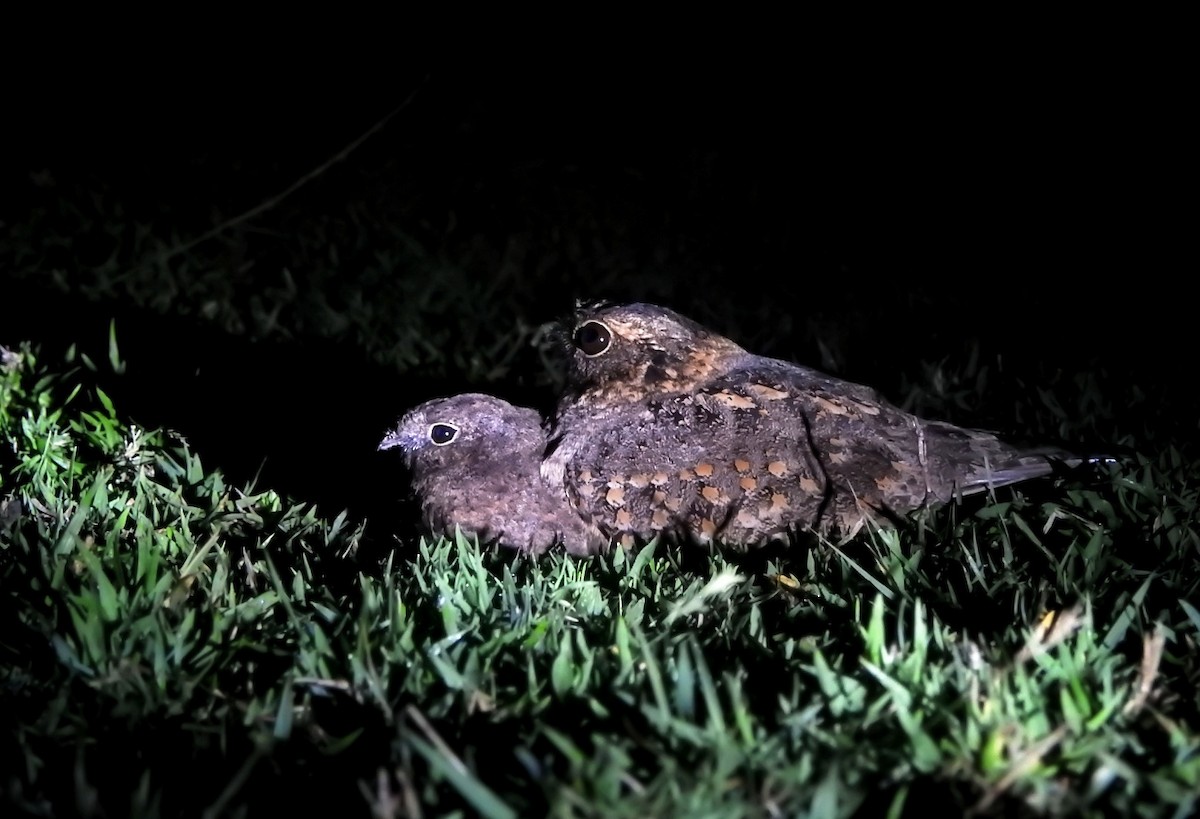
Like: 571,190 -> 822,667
379,393 -> 606,555
543,302 -> 1089,548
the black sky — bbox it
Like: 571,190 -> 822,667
7,56 -> 1185,279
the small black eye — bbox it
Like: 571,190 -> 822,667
574,320 -> 613,356
429,423 -> 458,445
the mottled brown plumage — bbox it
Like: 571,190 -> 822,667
379,393 -> 606,555
543,302 -> 1085,548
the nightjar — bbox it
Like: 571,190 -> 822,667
543,301 -> 1096,548
380,393 -> 606,555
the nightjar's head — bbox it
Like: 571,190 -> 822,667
378,393 -> 546,474
560,301 -> 746,402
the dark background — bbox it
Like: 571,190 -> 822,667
2,56 -> 1192,531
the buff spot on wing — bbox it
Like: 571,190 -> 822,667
700,518 -> 717,538
701,486 -> 721,503
628,473 -> 650,489
713,390 -> 756,410
600,382 -> 657,405
813,396 -> 850,416
605,485 -> 626,506
651,471 -> 670,486
748,383 -> 790,401
853,400 -> 882,416
874,462 -> 911,494
770,492 -> 790,511
735,509 -> 759,529
799,477 -> 821,494
740,476 -> 758,492
826,438 -> 853,465
578,470 -> 594,483
616,509 -> 633,527
678,468 -> 695,481
768,460 -> 788,478
651,508 -> 670,528
652,490 -> 668,505
664,496 -> 682,513
694,463 -> 714,478
734,458 -> 751,473
874,475 -> 900,493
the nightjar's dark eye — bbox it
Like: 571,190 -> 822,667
573,320 -> 613,356
428,423 -> 459,445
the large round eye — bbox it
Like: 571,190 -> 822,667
428,423 -> 459,446
573,320 -> 613,356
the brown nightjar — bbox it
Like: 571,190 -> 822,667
379,393 -> 607,555
543,301 -> 1095,548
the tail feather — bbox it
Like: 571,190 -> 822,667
921,419 -> 1121,499
960,447 -> 1120,495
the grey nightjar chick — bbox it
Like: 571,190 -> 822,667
543,301 -> 1096,548
379,393 -> 607,555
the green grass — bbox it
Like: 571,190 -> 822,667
2,332 -> 1199,818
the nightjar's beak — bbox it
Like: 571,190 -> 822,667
378,425 -> 419,452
